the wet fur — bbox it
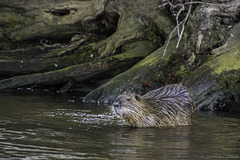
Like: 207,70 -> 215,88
113,84 -> 194,127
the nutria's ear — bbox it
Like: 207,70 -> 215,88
135,94 -> 141,101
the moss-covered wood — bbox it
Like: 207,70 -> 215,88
84,1 -> 240,112
0,33 -> 100,78
182,23 -> 240,112
0,0 -> 170,91
83,38 -> 179,103
0,0 -> 240,112
0,40 -> 155,90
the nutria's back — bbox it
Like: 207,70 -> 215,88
112,84 -> 194,127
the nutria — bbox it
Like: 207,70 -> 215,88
112,84 -> 194,127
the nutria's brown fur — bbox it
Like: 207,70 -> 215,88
112,84 -> 194,127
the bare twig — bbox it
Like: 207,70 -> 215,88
176,1 -> 192,48
158,2 -> 169,8
176,4 -> 185,37
157,0 -> 193,70
156,15 -> 186,70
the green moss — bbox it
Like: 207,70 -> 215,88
4,21 -> 22,29
60,49 -> 95,66
203,54 -> 212,63
153,71 -> 164,81
208,43 -> 240,75
183,32 -> 189,40
0,8 -> 34,31
113,41 -> 155,61
147,30 -> 158,42
145,25 -> 162,44
217,71 -> 240,90
175,65 -> 192,79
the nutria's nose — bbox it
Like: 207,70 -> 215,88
113,102 -> 120,108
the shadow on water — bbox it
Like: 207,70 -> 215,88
0,92 -> 239,159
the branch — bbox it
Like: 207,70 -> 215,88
157,0 -> 193,70
176,4 -> 185,37
176,1 -> 192,48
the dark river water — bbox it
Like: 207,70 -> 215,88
0,92 -> 239,160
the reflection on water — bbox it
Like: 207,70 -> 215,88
0,92 -> 239,159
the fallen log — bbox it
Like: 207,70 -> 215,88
0,40 -> 154,91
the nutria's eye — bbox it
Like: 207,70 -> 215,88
127,98 -> 131,101
113,102 -> 120,108
135,94 -> 140,101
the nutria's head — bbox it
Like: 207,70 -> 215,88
112,93 -> 141,116
112,93 -> 153,127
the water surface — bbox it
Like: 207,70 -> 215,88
0,92 -> 239,159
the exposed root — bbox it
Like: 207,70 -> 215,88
157,0 -> 240,70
